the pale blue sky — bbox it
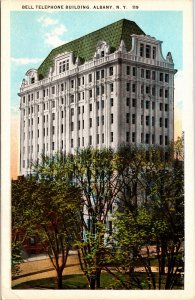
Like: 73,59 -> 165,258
11,10 -> 182,113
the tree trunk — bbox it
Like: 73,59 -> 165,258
56,270 -> 63,289
96,268 -> 101,288
90,277 -> 96,289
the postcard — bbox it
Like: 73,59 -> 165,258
1,0 -> 194,299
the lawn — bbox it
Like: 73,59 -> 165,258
12,272 -> 184,290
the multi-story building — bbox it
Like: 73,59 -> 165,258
18,19 -> 177,175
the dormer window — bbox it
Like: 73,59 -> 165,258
31,77 -> 35,84
152,47 -> 156,59
101,51 -> 105,57
59,60 -> 69,73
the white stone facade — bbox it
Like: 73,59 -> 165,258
19,33 -> 176,176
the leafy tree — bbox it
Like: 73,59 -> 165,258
70,147 -> 121,289
12,155 -> 82,289
106,142 -> 184,289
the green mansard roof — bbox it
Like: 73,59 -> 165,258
38,19 -> 145,79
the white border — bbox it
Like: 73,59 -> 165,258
1,0 -> 194,299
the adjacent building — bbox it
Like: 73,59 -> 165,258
18,19 -> 177,175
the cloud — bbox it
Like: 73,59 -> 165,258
11,57 -> 43,65
38,16 -> 58,27
44,24 -> 68,48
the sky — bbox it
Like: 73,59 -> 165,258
10,10 -> 183,179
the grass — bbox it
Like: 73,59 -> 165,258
13,272 -> 184,290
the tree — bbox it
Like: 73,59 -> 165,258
69,147 -> 121,289
105,142 -> 184,289
12,155 -> 82,289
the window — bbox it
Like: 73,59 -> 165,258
146,45 -> 151,58
126,66 -> 130,75
101,85 -> 104,95
126,98 -> 130,106
78,138 -> 80,147
126,113 -> 130,123
61,83 -> 64,91
96,86 -> 100,96
71,139 -> 73,148
152,71 -> 156,80
89,118 -> 92,127
132,114 -> 136,124
71,122 -> 74,131
146,116 -> 150,126
31,107 -> 33,113
110,132 -> 113,142
52,101 -> 55,108
141,69 -> 144,78
78,78 -> 81,86
146,70 -> 150,79
101,69 -> 104,78
126,132 -> 130,142
71,108 -> 74,116
141,100 -> 144,108
146,101 -> 150,109
82,92 -> 85,100
141,115 -> 144,125
52,113 -> 55,120
96,71 -> 100,80
52,86 -> 55,94
152,116 -> 155,126
61,111 -> 64,118
102,115 -> 104,125
165,136 -> 168,145
132,67 -> 136,76
101,51 -> 104,57
160,73 -> 163,81
89,103 -> 92,111
82,120 -> 84,129
82,137 -> 84,146
102,133 -> 104,143
52,126 -> 55,135
111,114 -> 113,124
110,83 -> 114,92
61,124 -> 63,133
37,130 -> 39,138
159,89 -> 163,97
140,43 -> 144,57
78,93 -> 81,101
109,66 -> 113,76
165,74 -> 169,83
160,118 -> 163,127
82,76 -> 84,85
37,117 -> 39,124
52,142 -> 55,150
71,80 -> 74,88
160,135 -> 163,145
152,134 -> 155,144
89,135 -> 92,145
160,103 -> 163,111
61,140 -> 63,149
97,134 -> 99,144
78,120 -> 80,130
101,100 -> 104,109
59,60 -> 69,73
152,86 -> 156,96
165,90 -> 169,98
165,104 -> 169,111
146,86 -> 150,94
146,133 -> 150,144
132,84 -> 136,93
165,118 -> 168,128
132,132 -> 135,143
132,98 -> 136,107
97,116 -> 99,126
141,133 -> 144,143
89,73 -> 92,82
110,98 -> 113,107
70,95 -> 74,103
37,92 -> 39,99
89,89 -> 92,98
31,94 -> 33,100
96,102 -> 99,110
126,83 -> 130,92
152,47 -> 156,59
